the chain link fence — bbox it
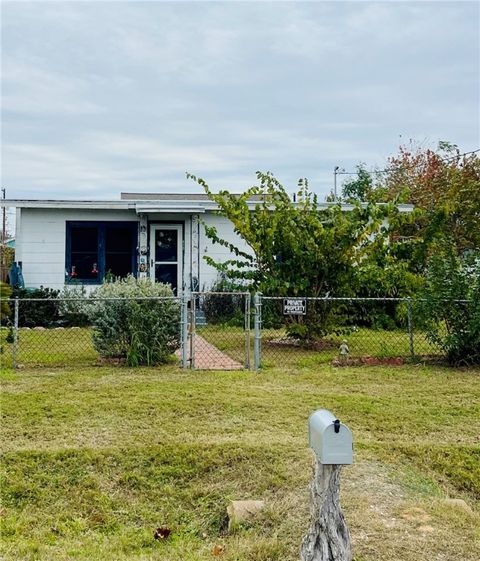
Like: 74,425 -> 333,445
0,293 -> 453,370
0,297 -> 183,369
256,296 -> 442,369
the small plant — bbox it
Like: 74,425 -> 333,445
5,327 -> 14,344
417,249 -> 480,366
90,276 -> 180,366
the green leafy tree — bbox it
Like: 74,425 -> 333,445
188,171 -> 396,340
341,164 -> 375,202
416,248 -> 480,366
0,282 -> 12,324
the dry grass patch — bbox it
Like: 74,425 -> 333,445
1,363 -> 479,560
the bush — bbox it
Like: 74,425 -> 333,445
90,276 -> 180,366
202,278 -> 246,326
58,285 -> 92,327
11,286 -> 60,327
417,249 -> 480,366
260,298 -> 284,329
284,299 -> 349,343
0,282 -> 12,325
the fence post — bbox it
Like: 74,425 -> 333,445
253,292 -> 262,371
181,294 -> 189,369
190,295 -> 196,370
244,293 -> 251,370
407,297 -> 414,358
13,297 -> 19,369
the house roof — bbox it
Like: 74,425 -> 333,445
0,196 -> 414,214
120,192 -> 266,201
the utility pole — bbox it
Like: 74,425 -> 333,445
333,167 -> 339,201
1,188 -> 5,243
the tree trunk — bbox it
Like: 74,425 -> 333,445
300,459 -> 352,561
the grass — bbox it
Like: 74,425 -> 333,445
1,362 -> 479,561
1,323 -> 442,370
0,328 -> 96,368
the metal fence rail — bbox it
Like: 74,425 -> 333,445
0,293 -> 457,370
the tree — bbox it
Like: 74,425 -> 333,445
381,141 -> 480,255
187,171 -> 394,340
341,164 -> 374,202
416,247 -> 480,366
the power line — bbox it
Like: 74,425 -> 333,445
441,148 -> 480,162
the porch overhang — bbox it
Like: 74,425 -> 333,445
135,202 -> 208,214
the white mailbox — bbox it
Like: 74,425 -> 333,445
308,409 -> 353,465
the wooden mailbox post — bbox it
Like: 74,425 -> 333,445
300,410 -> 353,561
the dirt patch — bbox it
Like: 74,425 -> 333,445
332,356 -> 406,367
97,357 -> 127,366
342,461 -> 480,561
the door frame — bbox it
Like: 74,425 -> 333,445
149,223 -> 183,293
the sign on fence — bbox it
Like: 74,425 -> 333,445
283,298 -> 306,315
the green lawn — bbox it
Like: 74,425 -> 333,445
1,362 -> 479,561
0,328 -> 97,368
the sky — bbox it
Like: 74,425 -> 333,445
1,0 -> 479,203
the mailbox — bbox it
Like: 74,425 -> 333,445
308,409 -> 353,465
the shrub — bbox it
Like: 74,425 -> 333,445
57,285 -> 93,327
11,286 -> 60,327
284,299 -> 349,343
90,276 -> 180,366
0,282 -> 12,325
260,298 -> 283,330
417,249 -> 480,366
202,278 -> 246,326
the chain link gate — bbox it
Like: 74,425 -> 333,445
181,292 -> 252,370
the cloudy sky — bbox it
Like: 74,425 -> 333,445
1,0 -> 479,201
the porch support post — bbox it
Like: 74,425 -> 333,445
138,214 -> 148,279
191,214 -> 200,291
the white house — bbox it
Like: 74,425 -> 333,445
2,192 -> 414,293
3,192 -> 262,292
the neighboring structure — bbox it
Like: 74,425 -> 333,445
1,193 -> 413,292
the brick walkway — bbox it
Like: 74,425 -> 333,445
176,335 -> 244,370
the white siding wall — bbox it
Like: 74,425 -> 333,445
15,208 -> 253,291
199,213 -> 253,290
17,208 -> 138,290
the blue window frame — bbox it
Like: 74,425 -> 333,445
66,221 -> 137,283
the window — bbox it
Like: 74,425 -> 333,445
66,221 -> 137,283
